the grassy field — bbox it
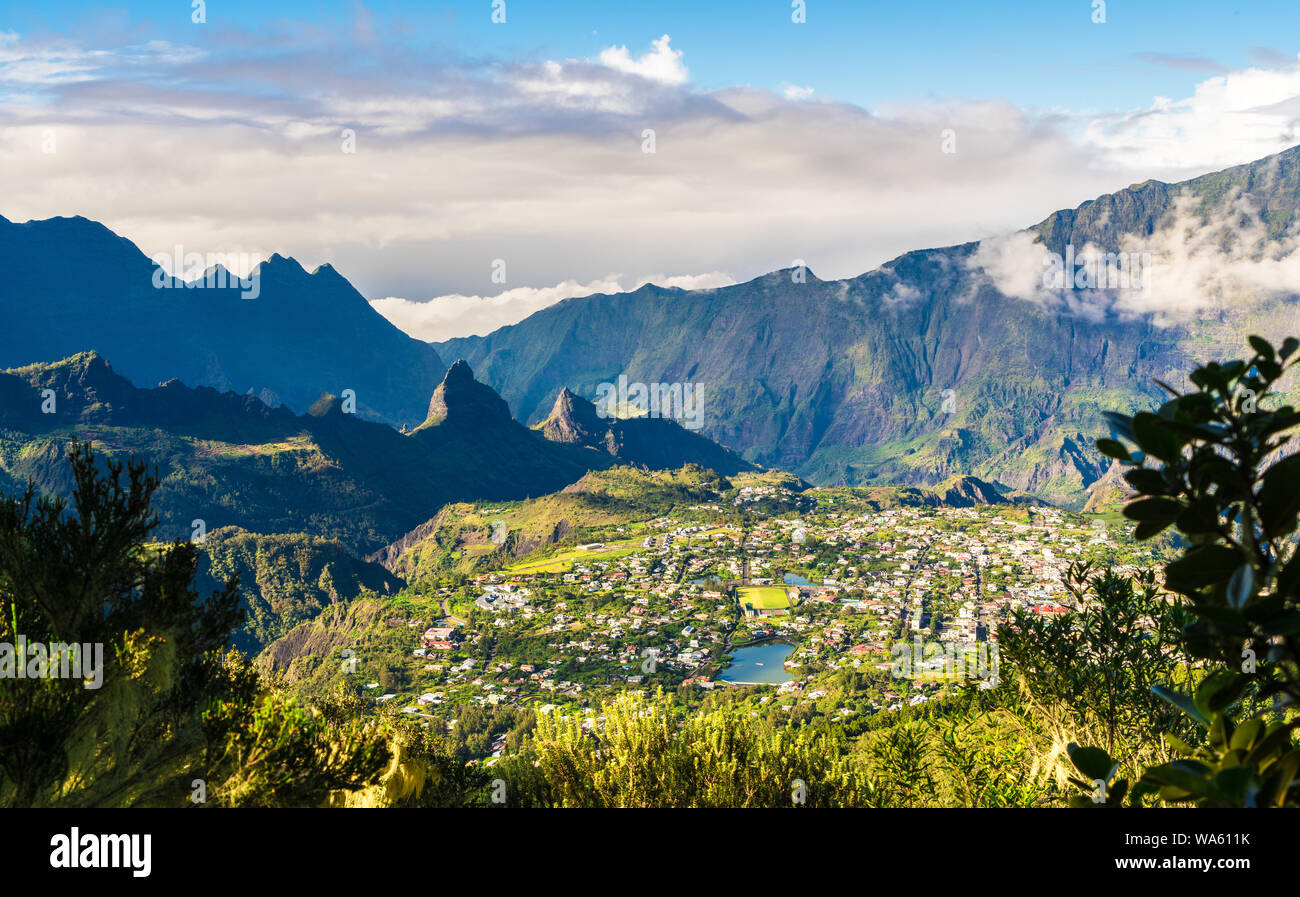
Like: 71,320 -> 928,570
737,585 -> 790,610
504,538 -> 645,575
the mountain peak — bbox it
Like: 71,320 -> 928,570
308,393 -> 344,417
3,350 -> 136,419
932,475 -> 1016,507
549,385 -> 592,418
256,253 -> 306,276
9,349 -> 110,379
0,213 -> 447,429
443,358 -> 476,383
535,384 -> 754,475
311,262 -> 345,280
770,264 -> 820,283
539,386 -> 605,444
420,359 -> 512,429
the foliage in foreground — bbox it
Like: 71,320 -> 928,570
998,562 -> 1197,791
0,442 -> 394,807
1073,335 -> 1300,807
481,689 -> 1056,808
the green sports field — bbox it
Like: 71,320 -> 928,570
737,585 -> 790,610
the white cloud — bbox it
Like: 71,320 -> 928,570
597,34 -> 687,85
966,230 -> 1053,305
966,187 -> 1300,327
0,34 -> 1124,303
0,37 -> 201,87
1114,191 -> 1300,323
644,271 -> 736,292
1083,57 -> 1300,174
371,271 -> 736,341
782,84 -> 815,100
884,280 -> 922,305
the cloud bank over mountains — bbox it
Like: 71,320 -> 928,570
371,270 -> 735,342
968,181 -> 1300,327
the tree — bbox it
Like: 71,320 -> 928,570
0,441 -> 391,807
999,562 -> 1196,783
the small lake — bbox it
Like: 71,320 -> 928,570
782,573 -> 813,586
719,642 -> 795,685
690,576 -> 726,588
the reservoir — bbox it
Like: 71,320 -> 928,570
719,642 -> 795,685
782,573 -> 813,586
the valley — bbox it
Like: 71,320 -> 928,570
253,464 -> 1171,755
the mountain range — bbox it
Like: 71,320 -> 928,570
7,146 -> 1300,507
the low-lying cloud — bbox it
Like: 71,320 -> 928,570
371,271 -> 736,342
968,186 -> 1300,326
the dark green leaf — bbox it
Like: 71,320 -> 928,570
1227,564 -> 1255,610
1151,685 -> 1210,727
1248,336 -> 1275,361
1164,545 -> 1245,594
1123,497 -> 1182,523
1096,438 -> 1131,462
1067,744 -> 1118,782
1133,412 -> 1187,463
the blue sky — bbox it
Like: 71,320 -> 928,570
4,0 -> 1296,111
2,1 -> 1299,338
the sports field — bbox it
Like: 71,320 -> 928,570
737,585 -> 790,610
